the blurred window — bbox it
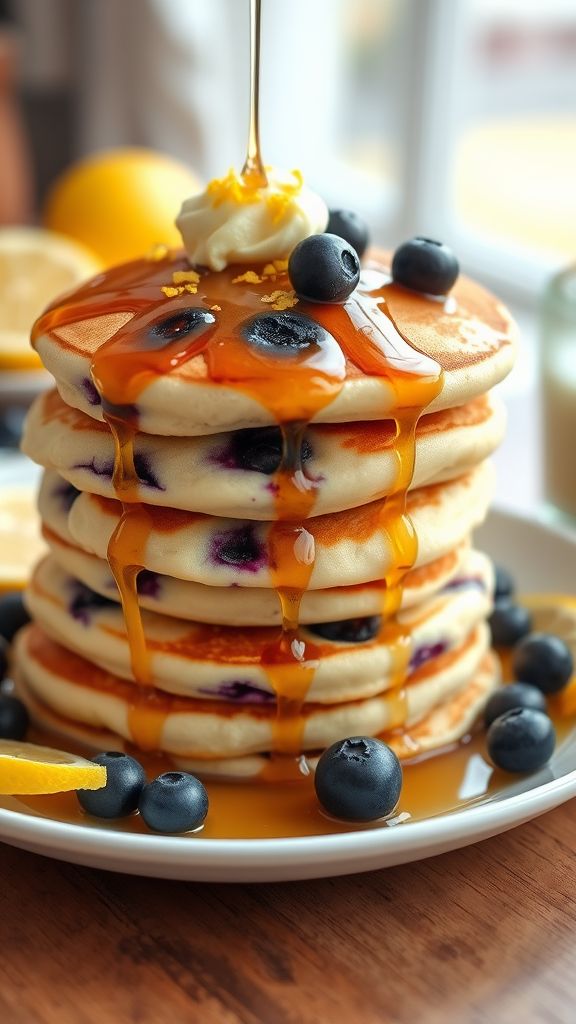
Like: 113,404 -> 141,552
263,0 -> 576,300
257,0 -> 405,230
11,0 -> 576,301
452,0 -> 576,296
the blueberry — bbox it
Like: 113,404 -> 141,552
494,565 -> 515,601
326,209 -> 370,259
78,751 -> 146,818
0,637 -> 8,681
69,583 -> 116,624
0,591 -> 30,643
101,398 -> 138,423
137,570 -> 160,599
55,480 -> 81,511
308,616 -> 381,644
483,682 -> 547,728
512,632 -> 574,695
0,695 -> 29,740
487,708 -> 556,773
147,308 -> 215,347
81,376 -> 102,407
288,234 -> 360,303
133,452 -> 163,490
314,736 -> 402,821
210,681 -> 275,704
489,602 -> 532,647
231,426 -> 312,475
391,237 -> 459,296
216,526 -> 262,567
139,772 -> 209,833
241,311 -> 330,352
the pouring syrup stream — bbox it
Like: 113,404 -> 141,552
242,0 -> 267,187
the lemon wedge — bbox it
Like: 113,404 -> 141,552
0,484 -> 46,590
0,740 -> 106,794
0,226 -> 101,371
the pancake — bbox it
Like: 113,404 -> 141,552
26,553 -> 493,703
23,388 -> 506,519
17,651 -> 499,779
43,523 -> 475,625
19,224 -> 512,788
32,249 -> 517,437
16,623 -> 495,762
39,462 -> 493,590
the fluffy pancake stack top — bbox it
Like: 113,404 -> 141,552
18,165 -> 516,780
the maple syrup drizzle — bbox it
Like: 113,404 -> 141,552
209,345 -> 343,763
327,280 -> 444,731
34,273 -> 220,723
126,699 -> 170,753
90,300 -> 218,689
263,424 -> 320,759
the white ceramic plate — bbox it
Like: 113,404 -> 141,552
1,456 -> 576,881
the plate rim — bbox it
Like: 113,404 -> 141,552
0,755 -> 575,866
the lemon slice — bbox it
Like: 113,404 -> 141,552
0,740 -> 106,794
0,226 -> 101,371
0,484 -> 46,590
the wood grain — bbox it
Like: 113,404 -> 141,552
1,804 -> 576,1024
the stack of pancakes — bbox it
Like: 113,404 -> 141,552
17,249 -> 516,778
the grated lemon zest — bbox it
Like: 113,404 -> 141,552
232,270 -> 263,285
261,289 -> 298,310
262,258 -> 290,280
206,167 -> 304,216
207,168 -> 262,207
161,282 -> 198,297
172,269 -> 200,285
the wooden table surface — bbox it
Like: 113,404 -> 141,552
1,803 -> 575,1024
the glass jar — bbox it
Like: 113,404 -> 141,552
541,265 -> 576,521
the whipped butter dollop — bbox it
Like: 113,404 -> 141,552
176,167 -> 328,271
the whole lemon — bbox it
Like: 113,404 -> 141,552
43,148 -> 201,267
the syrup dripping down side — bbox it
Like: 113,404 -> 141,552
326,284 -> 444,734
242,0 -> 267,187
89,301 -> 218,702
207,338 -> 345,768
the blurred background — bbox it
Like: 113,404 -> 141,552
0,0 -> 575,514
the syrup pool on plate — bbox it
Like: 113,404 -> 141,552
4,664 -> 575,840
4,613 -> 576,842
